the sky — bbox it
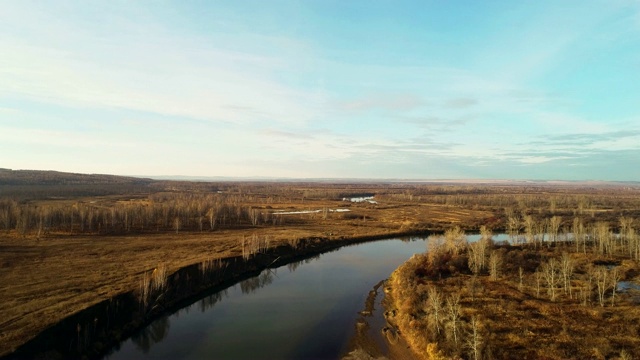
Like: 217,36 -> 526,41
1,0 -> 639,180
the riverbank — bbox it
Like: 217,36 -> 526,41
3,177 -> 639,358
386,239 -> 640,359
1,188 -> 500,358
13,231 -> 428,359
2,225 -> 431,359
343,279 -> 418,360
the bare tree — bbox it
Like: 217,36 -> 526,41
468,242 -> 483,274
427,235 -> 447,265
174,217 -> 181,234
549,197 -> 557,213
560,253 -> 574,296
465,316 -> 483,360
593,266 -> 608,307
611,267 -> 621,306
542,259 -> 559,301
446,293 -> 462,346
595,222 -> 610,255
249,208 -> 260,226
480,225 -> 493,242
427,286 -> 443,335
207,207 -> 217,230
489,251 -> 503,281
535,218 -> 548,247
507,215 -> 520,243
444,226 -> 467,255
630,228 -> 640,261
549,216 -> 562,243
572,217 -> 586,254
518,266 -> 525,291
478,225 -> 492,269
534,270 -> 543,297
620,216 -> 633,240
523,215 -> 535,244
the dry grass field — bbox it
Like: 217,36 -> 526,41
388,237 -> 640,359
1,170 -> 639,358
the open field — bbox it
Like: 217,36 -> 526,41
1,169 -> 640,357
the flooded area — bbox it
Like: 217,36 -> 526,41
344,196 -> 378,204
105,238 -> 427,360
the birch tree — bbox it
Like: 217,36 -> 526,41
465,316 -> 483,360
489,251 -> 503,281
446,293 -> 462,346
560,253 -> 574,296
542,259 -> 559,301
427,286 -> 443,335
549,216 -> 562,243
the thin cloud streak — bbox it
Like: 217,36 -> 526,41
0,1 -> 638,180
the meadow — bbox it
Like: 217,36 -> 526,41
1,169 -> 639,358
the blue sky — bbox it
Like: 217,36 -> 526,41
1,0 -> 639,180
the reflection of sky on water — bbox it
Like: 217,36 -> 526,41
105,238 -> 427,360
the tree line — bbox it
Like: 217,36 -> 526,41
0,193 -> 293,237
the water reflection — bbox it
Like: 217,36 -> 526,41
106,238 -> 428,360
198,290 -> 227,313
240,269 -> 276,294
132,316 -> 170,354
286,255 -> 320,273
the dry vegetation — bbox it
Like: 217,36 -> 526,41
388,220 -> 640,360
1,169 -> 639,358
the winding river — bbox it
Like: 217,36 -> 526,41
104,237 -> 429,360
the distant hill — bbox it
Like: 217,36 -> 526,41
0,169 -> 153,186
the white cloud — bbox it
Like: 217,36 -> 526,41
0,126 -> 136,148
0,3 -> 322,127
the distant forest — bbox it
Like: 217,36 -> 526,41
2,168 -> 640,239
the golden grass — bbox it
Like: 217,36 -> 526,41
0,195 -> 494,356
387,244 -> 640,360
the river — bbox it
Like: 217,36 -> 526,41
105,237 -> 429,360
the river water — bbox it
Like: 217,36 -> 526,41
105,237 -> 429,360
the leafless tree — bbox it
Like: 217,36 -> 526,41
489,251 -> 503,281
549,197 -> 557,213
444,226 -> 467,255
465,316 -> 483,360
174,217 -> 181,234
611,267 -> 621,306
593,266 -> 608,307
572,217 -> 586,253
478,225 -> 492,269
446,293 -> 462,346
427,235 -> 446,265
560,253 -> 574,296
518,266 -> 525,291
535,219 -> 547,247
542,258 -> 559,301
595,222 -> 610,255
523,215 -> 535,244
249,208 -> 260,226
507,215 -> 520,243
534,270 -> 543,297
549,216 -> 562,244
468,242 -> 484,274
427,286 -> 443,335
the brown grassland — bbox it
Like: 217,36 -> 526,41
1,169 -> 639,358
388,229 -> 640,360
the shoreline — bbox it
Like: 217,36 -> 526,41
3,229 -> 431,360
